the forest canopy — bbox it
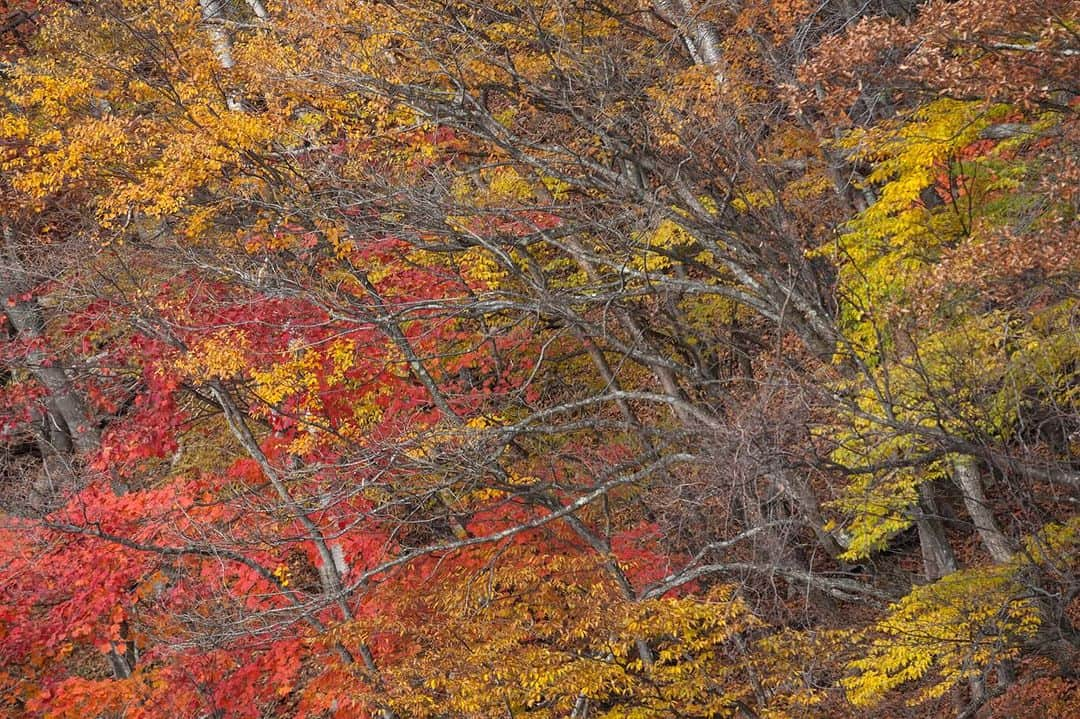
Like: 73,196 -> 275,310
0,0 -> 1077,717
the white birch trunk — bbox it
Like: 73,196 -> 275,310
652,0 -> 726,81
198,0 -> 236,69
244,0 -> 270,20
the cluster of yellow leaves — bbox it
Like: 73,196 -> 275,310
624,218 -> 698,273
252,340 -> 349,407
751,628 -> 854,717
828,298 -> 1080,561
341,554 -> 760,719
825,90 -> 1079,557
1023,517 -> 1080,569
272,564 -> 292,588
829,99 -> 1003,353
482,166 -> 536,205
647,65 -> 724,150
827,313 -> 1013,558
844,565 -> 1039,706
174,330 -> 250,381
250,338 -> 386,450
458,246 -> 509,290
839,513 -> 1080,710
990,299 -> 1080,437
0,1 -> 327,239
843,562 -> 1042,707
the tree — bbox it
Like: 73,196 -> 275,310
0,0 -> 1076,717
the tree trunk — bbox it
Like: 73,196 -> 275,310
953,455 -> 1013,563
915,482 -> 958,581
652,0 -> 726,76
2,299 -> 99,455
198,0 -> 235,69
2,222 -> 100,510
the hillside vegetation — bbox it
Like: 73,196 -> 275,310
1,1 -> 1077,717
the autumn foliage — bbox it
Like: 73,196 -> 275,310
0,1 -> 1077,718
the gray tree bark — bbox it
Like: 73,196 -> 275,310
915,482 -> 958,581
953,455 -> 1013,564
